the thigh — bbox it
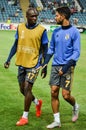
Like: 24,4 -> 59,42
25,68 -> 39,84
61,66 -> 74,91
49,66 -> 61,86
17,66 -> 26,83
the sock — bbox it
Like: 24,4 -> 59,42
22,111 -> 28,119
33,98 -> 39,105
54,112 -> 60,123
73,102 -> 78,110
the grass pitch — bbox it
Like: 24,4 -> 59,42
0,30 -> 86,130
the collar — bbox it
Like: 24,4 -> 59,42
26,23 -> 38,29
62,24 -> 72,29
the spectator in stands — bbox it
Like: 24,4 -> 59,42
42,6 -> 80,129
1,7 -> 5,13
14,11 -> 19,17
9,11 -> 19,17
7,0 -> 14,5
4,6 -> 48,126
73,18 -> 78,25
0,4 -> 1,10
13,0 -> 17,6
80,8 -> 84,13
7,17 -> 11,24
29,2 -> 35,8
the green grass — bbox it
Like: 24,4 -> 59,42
0,30 -> 86,130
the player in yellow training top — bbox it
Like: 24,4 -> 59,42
4,7 -> 48,126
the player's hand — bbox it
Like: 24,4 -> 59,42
4,62 -> 10,69
41,63 -> 47,69
41,65 -> 47,79
58,67 -> 63,76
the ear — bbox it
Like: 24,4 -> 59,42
61,14 -> 65,20
26,13 -> 28,18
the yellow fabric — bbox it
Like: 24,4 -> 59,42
15,23 -> 45,68
7,19 -> 11,24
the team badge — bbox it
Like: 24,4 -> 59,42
21,30 -> 25,39
65,34 -> 70,40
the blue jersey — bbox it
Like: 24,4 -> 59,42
48,25 -> 80,65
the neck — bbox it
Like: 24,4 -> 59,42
26,23 -> 38,29
62,19 -> 70,26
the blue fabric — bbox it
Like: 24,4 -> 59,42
62,59 -> 76,73
6,39 -> 18,62
47,25 -> 80,65
41,30 -> 49,44
42,54 -> 52,67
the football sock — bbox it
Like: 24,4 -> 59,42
22,111 -> 28,119
54,112 -> 60,123
33,98 -> 39,105
73,102 -> 78,109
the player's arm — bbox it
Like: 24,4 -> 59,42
4,29 -> 19,68
40,30 -> 49,78
59,30 -> 80,75
59,59 -> 76,75
41,30 -> 55,78
4,39 -> 18,68
41,31 -> 55,68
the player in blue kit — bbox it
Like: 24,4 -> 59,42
4,7 -> 48,126
42,6 -> 81,128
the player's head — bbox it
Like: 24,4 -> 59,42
55,6 -> 71,25
26,7 -> 39,26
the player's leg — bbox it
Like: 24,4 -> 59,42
17,66 -> 25,95
23,81 -> 42,117
62,67 -> 79,122
19,80 -> 42,115
16,67 -> 42,126
62,88 -> 79,122
25,68 -> 42,117
46,66 -> 61,128
19,82 -> 24,95
16,67 -> 30,126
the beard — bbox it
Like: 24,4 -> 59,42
56,20 -> 63,25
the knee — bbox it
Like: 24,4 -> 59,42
22,81 -> 33,96
24,86 -> 31,96
19,83 -> 24,95
51,90 -> 58,99
20,88 -> 24,95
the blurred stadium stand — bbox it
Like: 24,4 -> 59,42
0,0 -> 24,23
0,0 -> 86,26
29,0 -> 86,26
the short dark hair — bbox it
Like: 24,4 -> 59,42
56,6 -> 71,19
26,7 -> 39,16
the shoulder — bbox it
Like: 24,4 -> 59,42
70,25 -> 80,33
70,25 -> 80,39
18,23 -> 25,28
17,23 -> 26,32
53,26 -> 62,32
52,26 -> 61,36
38,24 -> 46,30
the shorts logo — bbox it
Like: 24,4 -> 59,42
65,80 -> 70,88
28,72 -> 35,80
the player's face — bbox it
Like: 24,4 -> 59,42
26,9 -> 38,25
55,12 -> 64,25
